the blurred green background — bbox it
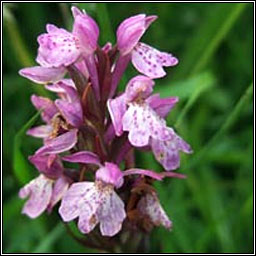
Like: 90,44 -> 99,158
3,2 -> 253,253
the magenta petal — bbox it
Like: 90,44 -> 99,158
27,125 -> 53,138
124,168 -> 162,180
29,153 -> 63,179
36,24 -> 80,68
96,163 -> 124,188
72,14 -> 99,55
107,94 -> 127,136
31,95 -> 58,123
147,94 -> 179,118
84,54 -> 100,100
97,190 -> 126,236
19,175 -> 53,218
55,99 -> 83,128
124,75 -> 155,102
110,54 -> 131,98
131,42 -> 178,78
36,129 -> 78,155
75,60 -> 89,79
48,175 -> 70,212
45,79 -> 76,95
104,124 -> 116,144
62,151 -> 101,166
19,66 -> 66,84
124,168 -> 186,180
117,14 -> 156,55
137,193 -> 172,229
151,128 -> 192,171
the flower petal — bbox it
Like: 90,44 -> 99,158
48,175 -> 70,212
27,125 -> 53,138
131,42 -> 178,78
124,75 -> 154,102
72,13 -> 99,55
124,168 -> 186,180
75,60 -> 89,79
122,103 -> 171,147
31,95 -> 58,123
36,24 -> 80,67
62,151 -> 101,166
146,94 -> 179,118
107,94 -> 127,136
96,162 -> 124,188
19,175 -> 53,218
29,153 -> 63,179
19,66 -> 66,84
117,14 -> 157,55
36,129 -> 78,155
151,128 -> 193,171
45,79 -> 76,95
55,99 -> 83,128
59,182 -> 95,222
137,193 -> 172,229
97,190 -> 126,236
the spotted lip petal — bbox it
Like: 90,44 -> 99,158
151,128 -> 193,171
122,103 -> 172,147
131,42 -> 178,78
36,24 -> 81,68
19,174 -> 53,219
59,181 -> 126,237
19,66 -> 66,84
97,189 -> 126,236
137,193 -> 172,230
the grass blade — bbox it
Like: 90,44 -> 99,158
187,82 -> 253,169
174,3 -> 248,79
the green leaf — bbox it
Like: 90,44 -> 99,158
13,111 -> 41,184
156,71 -> 215,100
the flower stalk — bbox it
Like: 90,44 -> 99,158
18,6 -> 193,252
